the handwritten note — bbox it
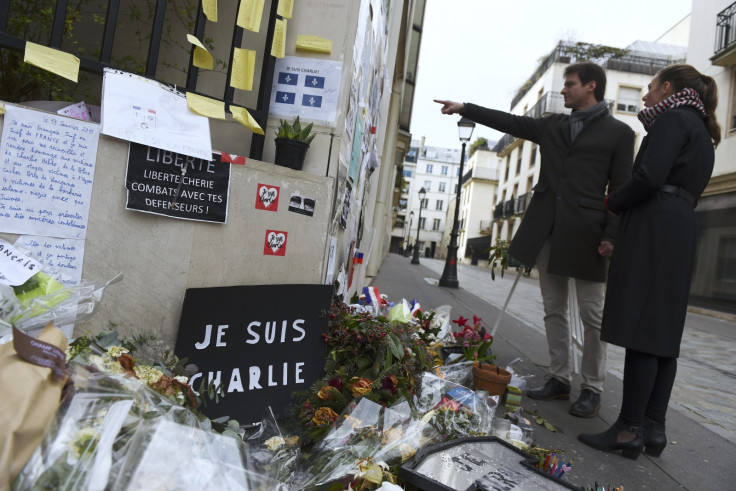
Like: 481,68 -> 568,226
24,41 -> 80,83
231,48 -> 256,91
101,68 -> 213,160
0,238 -> 42,286
186,34 -> 214,70
17,235 -> 85,286
237,0 -> 265,32
271,18 -> 287,59
0,105 -> 99,239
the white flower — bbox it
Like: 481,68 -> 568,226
106,345 -> 129,358
264,436 -> 285,451
69,427 -> 99,458
174,375 -> 189,384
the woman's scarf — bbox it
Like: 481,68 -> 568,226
637,87 -> 706,131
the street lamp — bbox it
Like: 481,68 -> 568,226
411,187 -> 426,265
439,117 -> 476,287
404,210 -> 414,256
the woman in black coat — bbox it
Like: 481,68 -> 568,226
578,64 -> 721,459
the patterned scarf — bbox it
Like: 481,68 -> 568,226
569,100 -> 609,141
637,87 -> 706,132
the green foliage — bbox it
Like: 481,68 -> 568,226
484,239 -> 511,281
468,137 -> 489,157
275,116 -> 316,144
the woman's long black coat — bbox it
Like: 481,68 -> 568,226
601,107 -> 714,357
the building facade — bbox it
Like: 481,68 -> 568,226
390,139 -> 461,258
688,1 -> 736,313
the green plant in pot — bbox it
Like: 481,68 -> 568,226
274,116 -> 316,170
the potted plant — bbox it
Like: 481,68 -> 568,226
274,116 -> 316,170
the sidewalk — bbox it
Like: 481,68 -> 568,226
372,253 -> 736,490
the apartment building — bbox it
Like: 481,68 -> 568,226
390,139 -> 461,258
689,1 -> 736,313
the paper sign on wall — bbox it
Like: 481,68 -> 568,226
17,235 -> 85,286
0,105 -> 99,239
101,68 -> 212,160
125,143 -> 231,223
0,238 -> 41,286
270,56 -> 342,126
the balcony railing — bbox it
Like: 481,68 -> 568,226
479,220 -> 491,232
716,2 -> 736,55
492,133 -> 517,153
493,203 -> 504,219
503,199 -> 515,217
525,92 -> 569,119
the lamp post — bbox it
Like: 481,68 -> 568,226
411,187 -> 426,265
439,117 -> 476,287
404,211 -> 414,256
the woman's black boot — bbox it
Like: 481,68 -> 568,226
642,419 -> 667,457
578,418 -> 644,460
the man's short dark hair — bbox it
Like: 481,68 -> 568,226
564,62 -> 606,102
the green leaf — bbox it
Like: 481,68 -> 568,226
387,332 -> 404,360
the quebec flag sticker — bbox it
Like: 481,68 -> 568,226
302,94 -> 323,108
275,91 -> 296,104
304,75 -> 325,89
277,72 -> 298,85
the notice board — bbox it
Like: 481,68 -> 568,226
175,284 -> 333,424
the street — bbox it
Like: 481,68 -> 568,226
372,253 -> 736,490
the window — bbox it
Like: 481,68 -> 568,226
504,156 -> 510,182
454,183 -> 459,194
403,169 -> 413,177
426,164 -> 434,173
439,182 -> 447,192
617,86 -> 641,114
436,200 -> 443,211
457,167 -> 461,176
530,144 -> 538,166
432,218 -> 441,231
418,217 -> 426,229
441,165 -> 449,175
423,180 -> 431,191
405,150 -> 417,163
516,156 -> 522,175
421,198 -> 429,209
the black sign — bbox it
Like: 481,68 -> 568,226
125,142 -> 230,223
174,284 -> 333,424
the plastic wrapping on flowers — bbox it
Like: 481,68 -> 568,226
294,398 -> 444,490
0,272 -> 123,344
13,367 -> 277,491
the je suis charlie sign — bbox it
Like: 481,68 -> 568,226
175,284 -> 333,424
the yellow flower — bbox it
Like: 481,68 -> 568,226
284,435 -> 299,447
317,385 -> 337,400
264,436 -> 285,451
106,345 -> 129,358
69,427 -> 99,458
349,377 -> 373,397
133,365 -> 164,385
312,407 -> 339,426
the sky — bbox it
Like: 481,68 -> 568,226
410,0 -> 694,149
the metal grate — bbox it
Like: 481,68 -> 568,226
0,0 -> 281,160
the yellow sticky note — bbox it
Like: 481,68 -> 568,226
230,106 -> 264,135
296,35 -> 332,54
271,18 -> 286,59
0,103 -> 5,115
186,34 -> 214,70
23,42 -> 80,83
231,48 -> 256,91
277,0 -> 294,18
203,0 -> 217,22
186,92 -> 226,120
237,0 -> 265,32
